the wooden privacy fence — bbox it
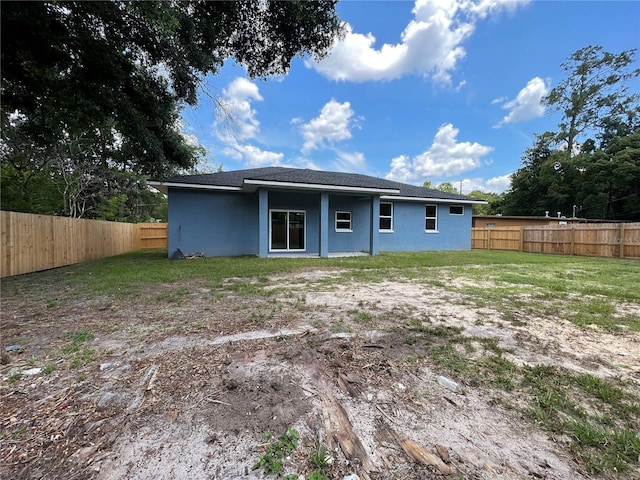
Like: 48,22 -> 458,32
1,211 -> 167,277
472,223 -> 640,258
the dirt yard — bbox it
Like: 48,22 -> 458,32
1,266 -> 638,480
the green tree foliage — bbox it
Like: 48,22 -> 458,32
1,1 -> 342,218
573,124 -> 640,219
502,47 -> 640,220
468,190 -> 502,215
435,182 -> 459,194
502,132 -> 566,216
545,45 -> 639,155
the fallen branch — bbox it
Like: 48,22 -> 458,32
382,422 -> 455,475
290,380 -> 317,396
145,367 -> 159,391
337,373 -> 362,398
375,405 -> 395,424
317,373 -> 377,474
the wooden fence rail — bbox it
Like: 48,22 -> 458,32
472,223 -> 640,259
1,211 -> 167,277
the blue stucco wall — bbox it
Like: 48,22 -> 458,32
328,195 -> 372,253
168,188 -> 472,257
168,188 -> 259,256
378,202 -> 472,252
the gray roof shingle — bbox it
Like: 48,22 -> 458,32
154,167 -> 481,202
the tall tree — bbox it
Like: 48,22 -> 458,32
2,0 -> 342,174
502,47 -> 640,220
545,45 -> 639,156
1,1 -> 343,217
502,132 -> 561,216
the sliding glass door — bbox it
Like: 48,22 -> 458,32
270,210 -> 305,251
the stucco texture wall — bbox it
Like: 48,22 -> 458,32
168,188 -> 472,257
168,189 -> 259,256
378,202 -> 472,252
328,195 -> 372,253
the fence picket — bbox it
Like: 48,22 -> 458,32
472,223 -> 640,259
0,211 -> 167,277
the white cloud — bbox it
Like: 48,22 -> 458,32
299,99 -> 359,153
295,157 -> 322,171
308,0 -> 529,83
331,150 -> 367,172
174,117 -> 200,147
485,173 -> 512,193
494,77 -> 549,127
212,77 -> 286,169
387,155 -> 414,184
215,77 -> 263,142
223,144 -> 284,168
458,174 -> 512,194
386,123 -> 493,183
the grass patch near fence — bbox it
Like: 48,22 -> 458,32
4,248 -> 637,296
2,249 -> 637,333
441,260 -> 640,332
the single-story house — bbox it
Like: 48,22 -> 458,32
149,167 -> 486,258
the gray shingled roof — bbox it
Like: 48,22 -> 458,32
154,167 -> 481,202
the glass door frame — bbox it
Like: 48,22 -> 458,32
269,209 -> 307,252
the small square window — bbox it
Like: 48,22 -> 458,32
380,202 -> 393,231
449,205 -> 464,215
335,211 -> 352,231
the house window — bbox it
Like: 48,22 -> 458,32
379,202 -> 393,231
449,205 -> 464,215
270,210 -> 305,251
335,211 -> 352,231
425,205 -> 437,231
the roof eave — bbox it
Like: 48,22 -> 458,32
380,195 -> 487,205
148,181 -> 242,195
242,179 -> 400,195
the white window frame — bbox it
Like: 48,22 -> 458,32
335,211 -> 352,232
379,202 -> 393,232
449,205 -> 464,215
425,204 -> 438,233
269,209 -> 306,252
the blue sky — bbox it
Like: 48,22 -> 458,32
181,0 -> 640,194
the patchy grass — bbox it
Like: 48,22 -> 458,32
423,326 -> 640,475
61,331 -> 96,369
155,289 -> 190,304
3,248 -> 628,297
253,427 -> 300,477
2,249 -> 638,476
444,260 -> 640,332
7,336 -> 29,347
519,365 -> 640,474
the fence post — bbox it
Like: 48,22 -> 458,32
619,223 -> 625,258
519,227 -> 524,252
570,226 -> 575,256
487,228 -> 491,250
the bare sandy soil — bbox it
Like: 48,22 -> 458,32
1,267 -> 638,480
